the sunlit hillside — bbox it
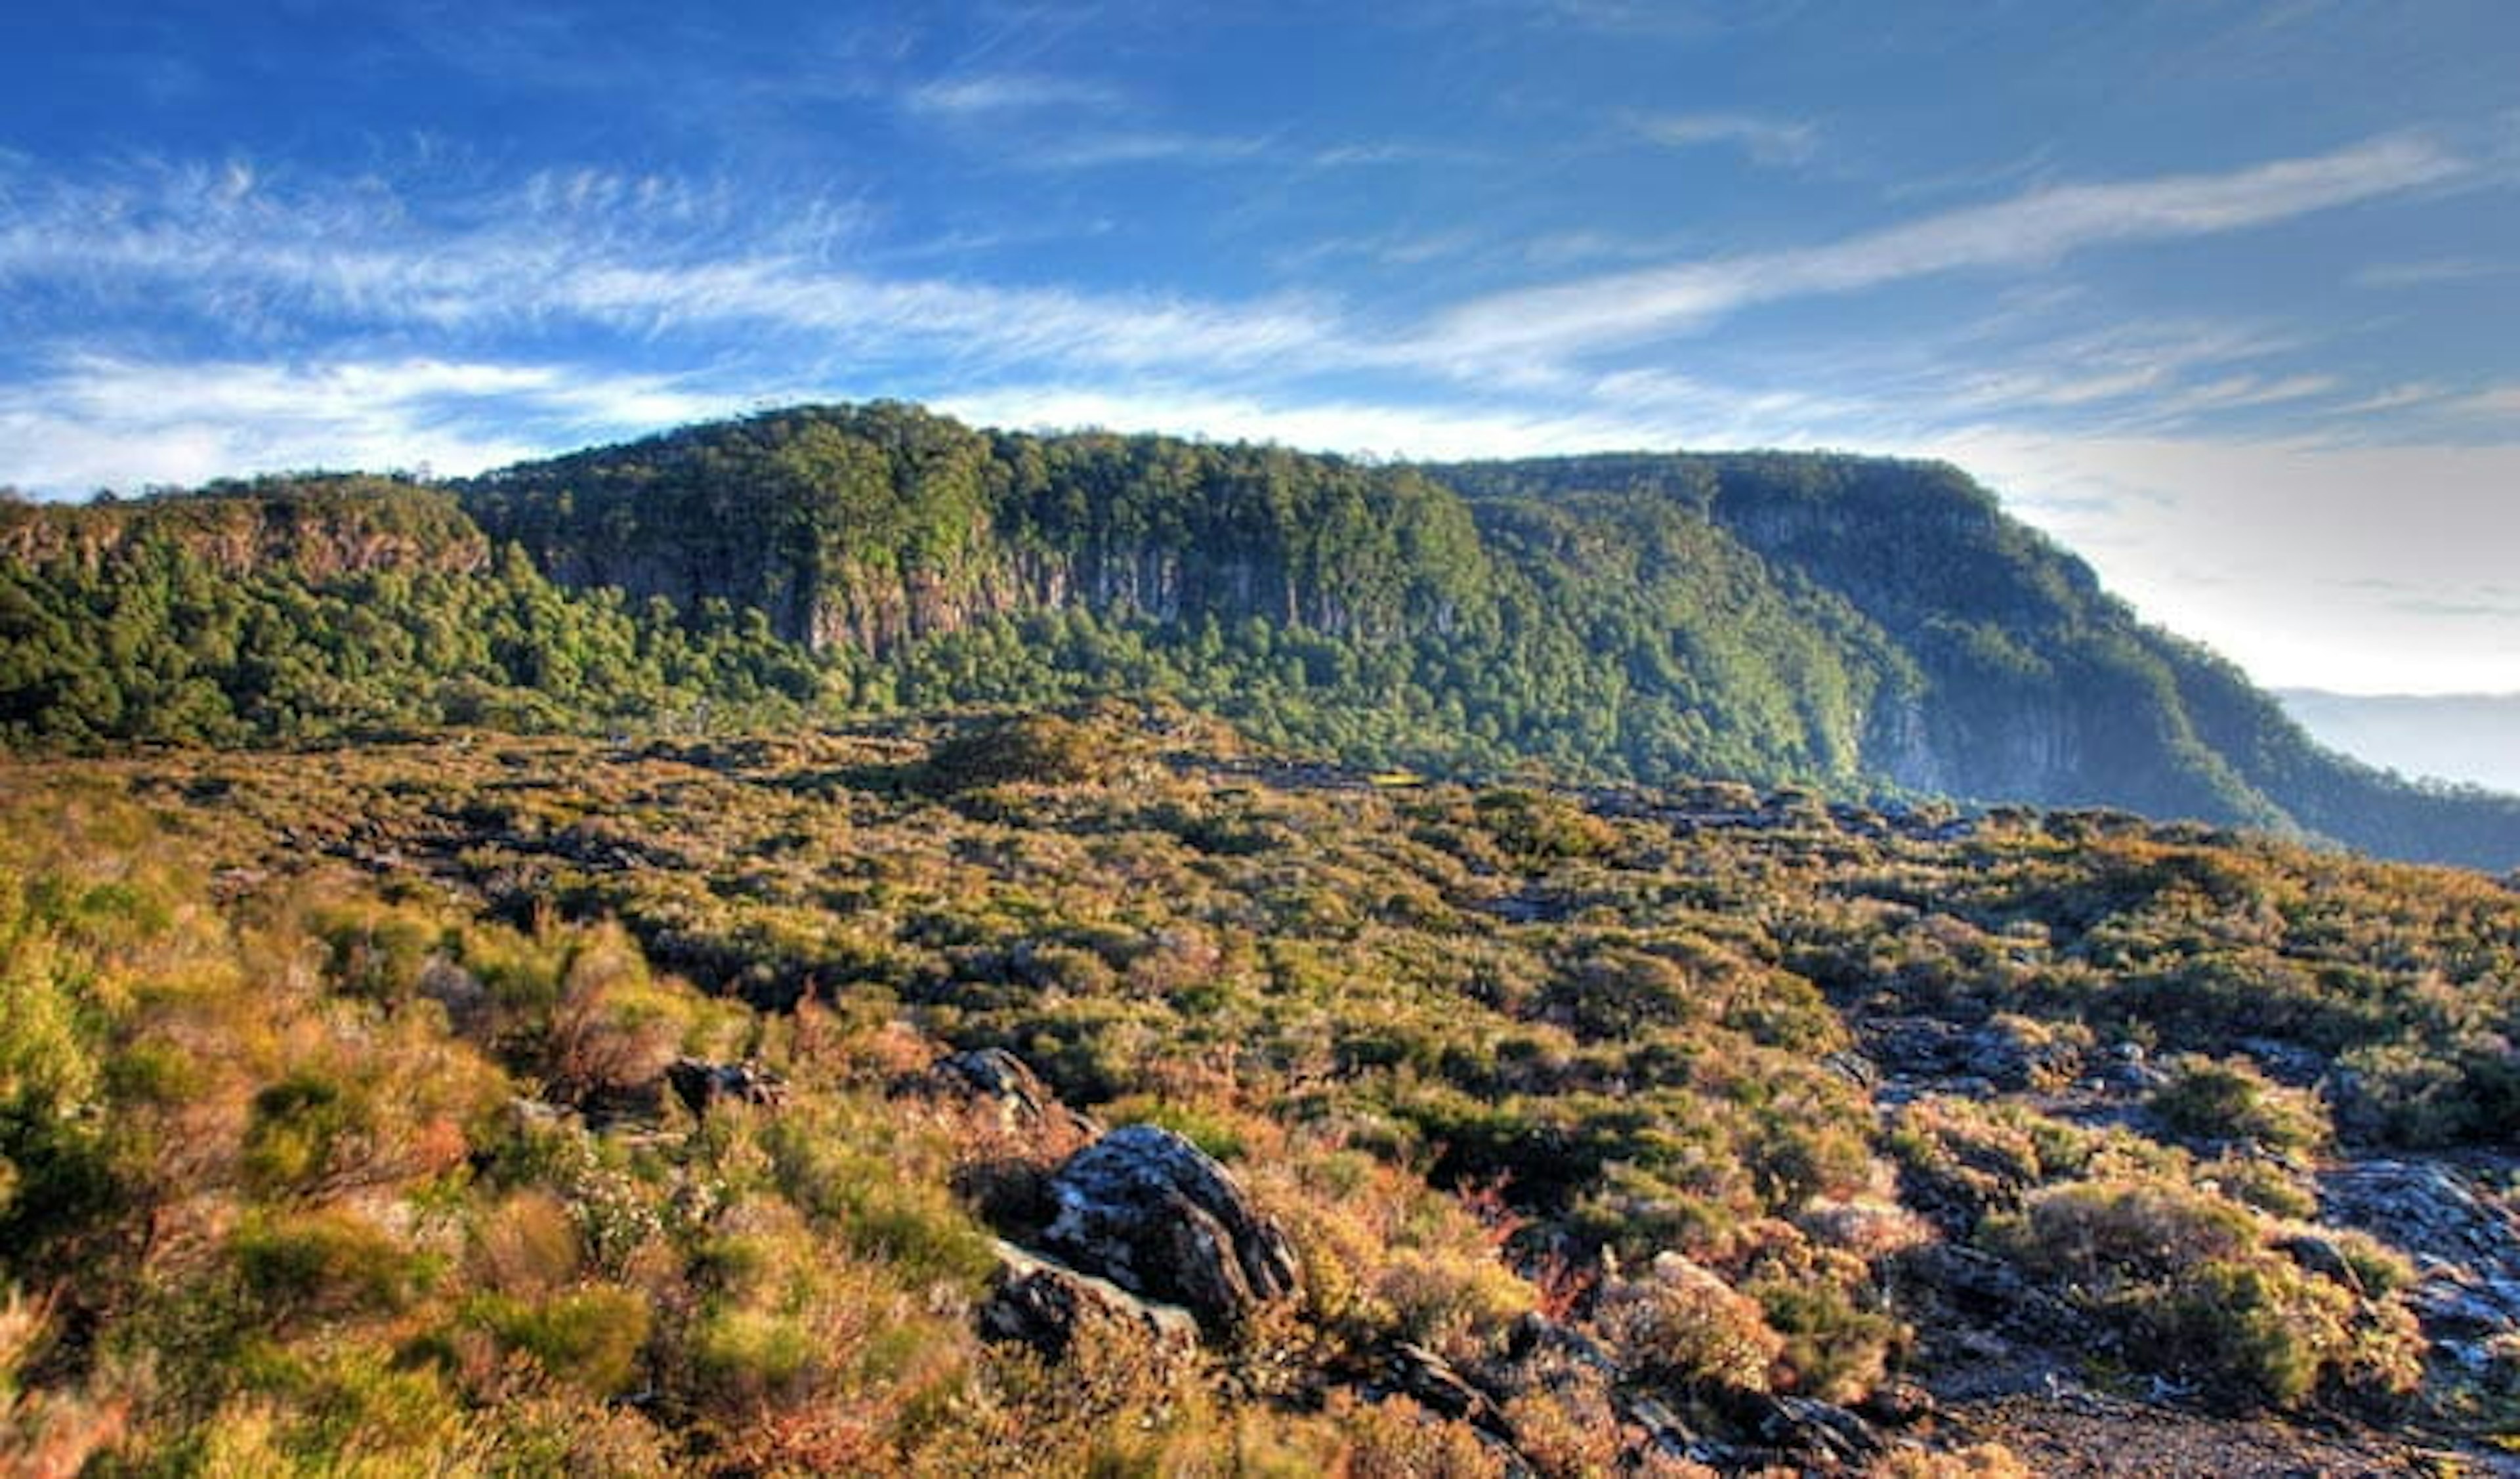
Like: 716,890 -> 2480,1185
4,709 -> 2515,1472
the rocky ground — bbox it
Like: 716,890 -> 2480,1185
1952,1394 -> 2479,1476
927,1028 -> 2520,1474
1851,1012 -> 2520,1475
30,729 -> 2519,1474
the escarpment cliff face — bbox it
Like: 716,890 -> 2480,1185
1438,454 -> 2320,832
10,400 -> 2519,868
460,405 -> 1491,659
1,475 -> 489,580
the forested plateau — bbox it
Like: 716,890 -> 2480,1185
7,400 -> 2519,869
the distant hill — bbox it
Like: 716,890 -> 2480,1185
2278,689 -> 2520,798
8,401 -> 2520,870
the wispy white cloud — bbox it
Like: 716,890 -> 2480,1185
938,356 -> 1920,465
2290,381 -> 2520,440
2170,372 -> 2340,412
1922,429 -> 2520,692
1628,110 -> 1818,167
1911,319 -> 2304,423
2451,384 -> 2520,419
904,72 -> 1120,116
0,355 -> 734,493
5,140 -> 2475,477
1425,134 -> 2466,366
1018,129 -> 1274,169
1877,146 -> 2061,205
1516,229 -> 1692,268
540,258 -> 1343,375
1307,142 -> 1490,169
900,69 -> 1274,172
1270,227 -> 1483,276
0,160 -> 1353,381
2319,382 -> 2445,417
1960,364 -> 2175,412
931,383 -> 1686,461
1579,366 -> 1874,444
1472,0 -> 1748,39
2351,255 -> 2514,289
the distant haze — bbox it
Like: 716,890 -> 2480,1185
2279,691 -> 2520,798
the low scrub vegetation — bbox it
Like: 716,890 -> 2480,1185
1,710 -> 2513,1468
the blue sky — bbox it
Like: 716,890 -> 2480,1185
1,0 -> 2515,694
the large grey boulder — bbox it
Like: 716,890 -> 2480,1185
1040,1124 -> 1301,1332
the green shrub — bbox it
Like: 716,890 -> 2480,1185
234,1209 -> 432,1320
765,1123 -> 996,1289
1473,789 -> 1614,861
241,1069 -> 369,1194
1373,1249 -> 1536,1364
2330,1043 -> 2478,1147
471,1285 -> 653,1397
0,922 -> 121,1253
1595,1253 -> 1782,1390
1753,1277 -> 1906,1405
1884,1096 -> 2055,1232
2149,1056 -> 2330,1153
2301,1228 -> 2416,1299
692,1305 -> 818,1404
1317,1390 -> 1510,1479
924,714 -> 1112,792
1990,1177 -> 2256,1283
2157,1258 -> 2353,1408
224,1344 -> 479,1472
2200,1153 -> 2317,1219
1988,1176 -> 2424,1410
314,903 -> 444,1001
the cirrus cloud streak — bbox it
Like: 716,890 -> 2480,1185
1424,135 -> 2466,366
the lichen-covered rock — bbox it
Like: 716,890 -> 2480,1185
1374,1340 -> 1509,1437
2322,1158 -> 2520,1363
1040,1124 -> 1300,1333
1895,1242 -> 2077,1342
1866,1015 -> 2084,1093
980,1241 -> 1199,1374
1721,1390 -> 1883,1467
664,1056 -> 788,1116
923,1048 -> 1099,1138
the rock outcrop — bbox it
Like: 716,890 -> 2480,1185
921,1047 -> 1099,1138
2321,1159 -> 2520,1373
664,1056 -> 789,1116
1039,1124 -> 1301,1333
979,1241 -> 1200,1375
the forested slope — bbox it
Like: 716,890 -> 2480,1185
1437,453 -> 2520,866
5,402 -> 2516,868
